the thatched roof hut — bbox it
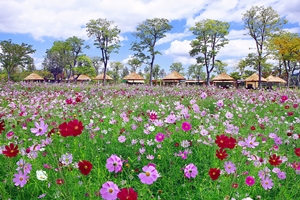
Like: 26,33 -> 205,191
211,73 -> 235,82
123,72 -> 145,84
245,73 -> 267,89
266,75 -> 286,84
162,71 -> 185,85
24,73 -> 44,81
77,74 -> 91,81
94,73 -> 113,80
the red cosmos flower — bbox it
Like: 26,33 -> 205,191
149,111 -> 158,121
216,148 -> 228,160
294,148 -> 300,157
67,119 -> 83,136
182,122 -> 192,132
3,143 -> 19,158
56,178 -> 64,185
117,188 -> 138,200
0,120 -> 5,134
215,134 -> 229,149
284,105 -> 290,109
225,137 -> 237,149
58,122 -> 72,137
75,96 -> 82,103
287,112 -> 294,116
293,104 -> 299,108
78,160 -> 93,175
250,126 -> 256,131
209,168 -> 221,180
269,154 -> 282,166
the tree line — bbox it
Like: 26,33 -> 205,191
0,5 -> 299,87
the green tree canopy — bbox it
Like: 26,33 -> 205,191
189,19 -> 229,85
131,18 -> 173,86
0,40 -> 36,81
242,5 -> 285,88
169,62 -> 185,76
86,18 -> 121,85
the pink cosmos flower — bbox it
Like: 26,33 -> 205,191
280,95 -> 288,103
224,161 -> 236,174
100,181 -> 120,200
182,122 -> 191,131
13,170 -> 29,188
277,171 -> 286,180
245,136 -> 259,148
261,176 -> 273,190
184,163 -> 198,179
118,135 -> 126,143
200,92 -> 207,99
155,133 -> 165,142
138,165 -> 159,185
165,114 -> 176,124
30,120 -> 48,136
216,100 -> 224,107
245,176 -> 255,186
106,155 -> 123,173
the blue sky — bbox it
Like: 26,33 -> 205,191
0,0 -> 299,76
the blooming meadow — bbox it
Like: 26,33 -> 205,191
0,82 -> 300,200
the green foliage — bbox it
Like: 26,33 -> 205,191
189,19 -> 230,85
131,18 -> 173,85
169,62 -> 185,76
127,57 -> 142,73
74,55 -> 96,78
86,18 -> 121,85
110,61 -> 124,83
242,5 -> 286,88
0,40 -> 36,81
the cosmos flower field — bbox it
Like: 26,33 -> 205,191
0,82 -> 300,200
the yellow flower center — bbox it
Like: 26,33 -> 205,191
146,172 -> 150,176
109,189 -> 113,193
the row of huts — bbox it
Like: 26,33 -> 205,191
23,72 -> 286,88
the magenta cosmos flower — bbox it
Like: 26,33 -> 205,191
184,163 -> 198,179
245,176 -> 255,186
30,120 -> 48,136
106,154 -> 123,173
182,122 -> 191,131
138,165 -> 159,185
155,133 -> 165,142
100,181 -> 120,200
13,170 -> 29,188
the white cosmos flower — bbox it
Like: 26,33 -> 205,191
36,170 -> 48,181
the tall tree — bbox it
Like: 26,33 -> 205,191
189,19 -> 229,85
169,62 -> 185,76
74,55 -> 96,79
127,57 -> 142,72
268,31 -> 300,86
235,59 -> 248,76
65,36 -> 89,79
86,18 -> 121,85
0,40 -> 36,81
242,5 -> 285,89
42,50 -> 64,81
121,66 -> 129,78
110,61 -> 124,83
131,18 -> 173,86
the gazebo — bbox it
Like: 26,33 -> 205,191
94,73 -> 113,84
162,71 -> 186,85
266,75 -> 286,88
23,73 -> 44,82
211,72 -> 235,88
244,73 -> 267,89
123,72 -> 145,84
70,74 -> 91,82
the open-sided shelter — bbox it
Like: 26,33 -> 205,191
211,72 -> 235,88
123,72 -> 145,84
162,71 -> 186,85
94,73 -> 113,83
244,73 -> 267,89
24,73 -> 44,82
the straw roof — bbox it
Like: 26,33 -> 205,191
123,72 -> 144,80
24,73 -> 44,81
266,75 -> 286,83
77,74 -> 91,81
163,71 -> 186,80
94,73 -> 113,80
211,72 -> 235,82
244,73 -> 267,82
